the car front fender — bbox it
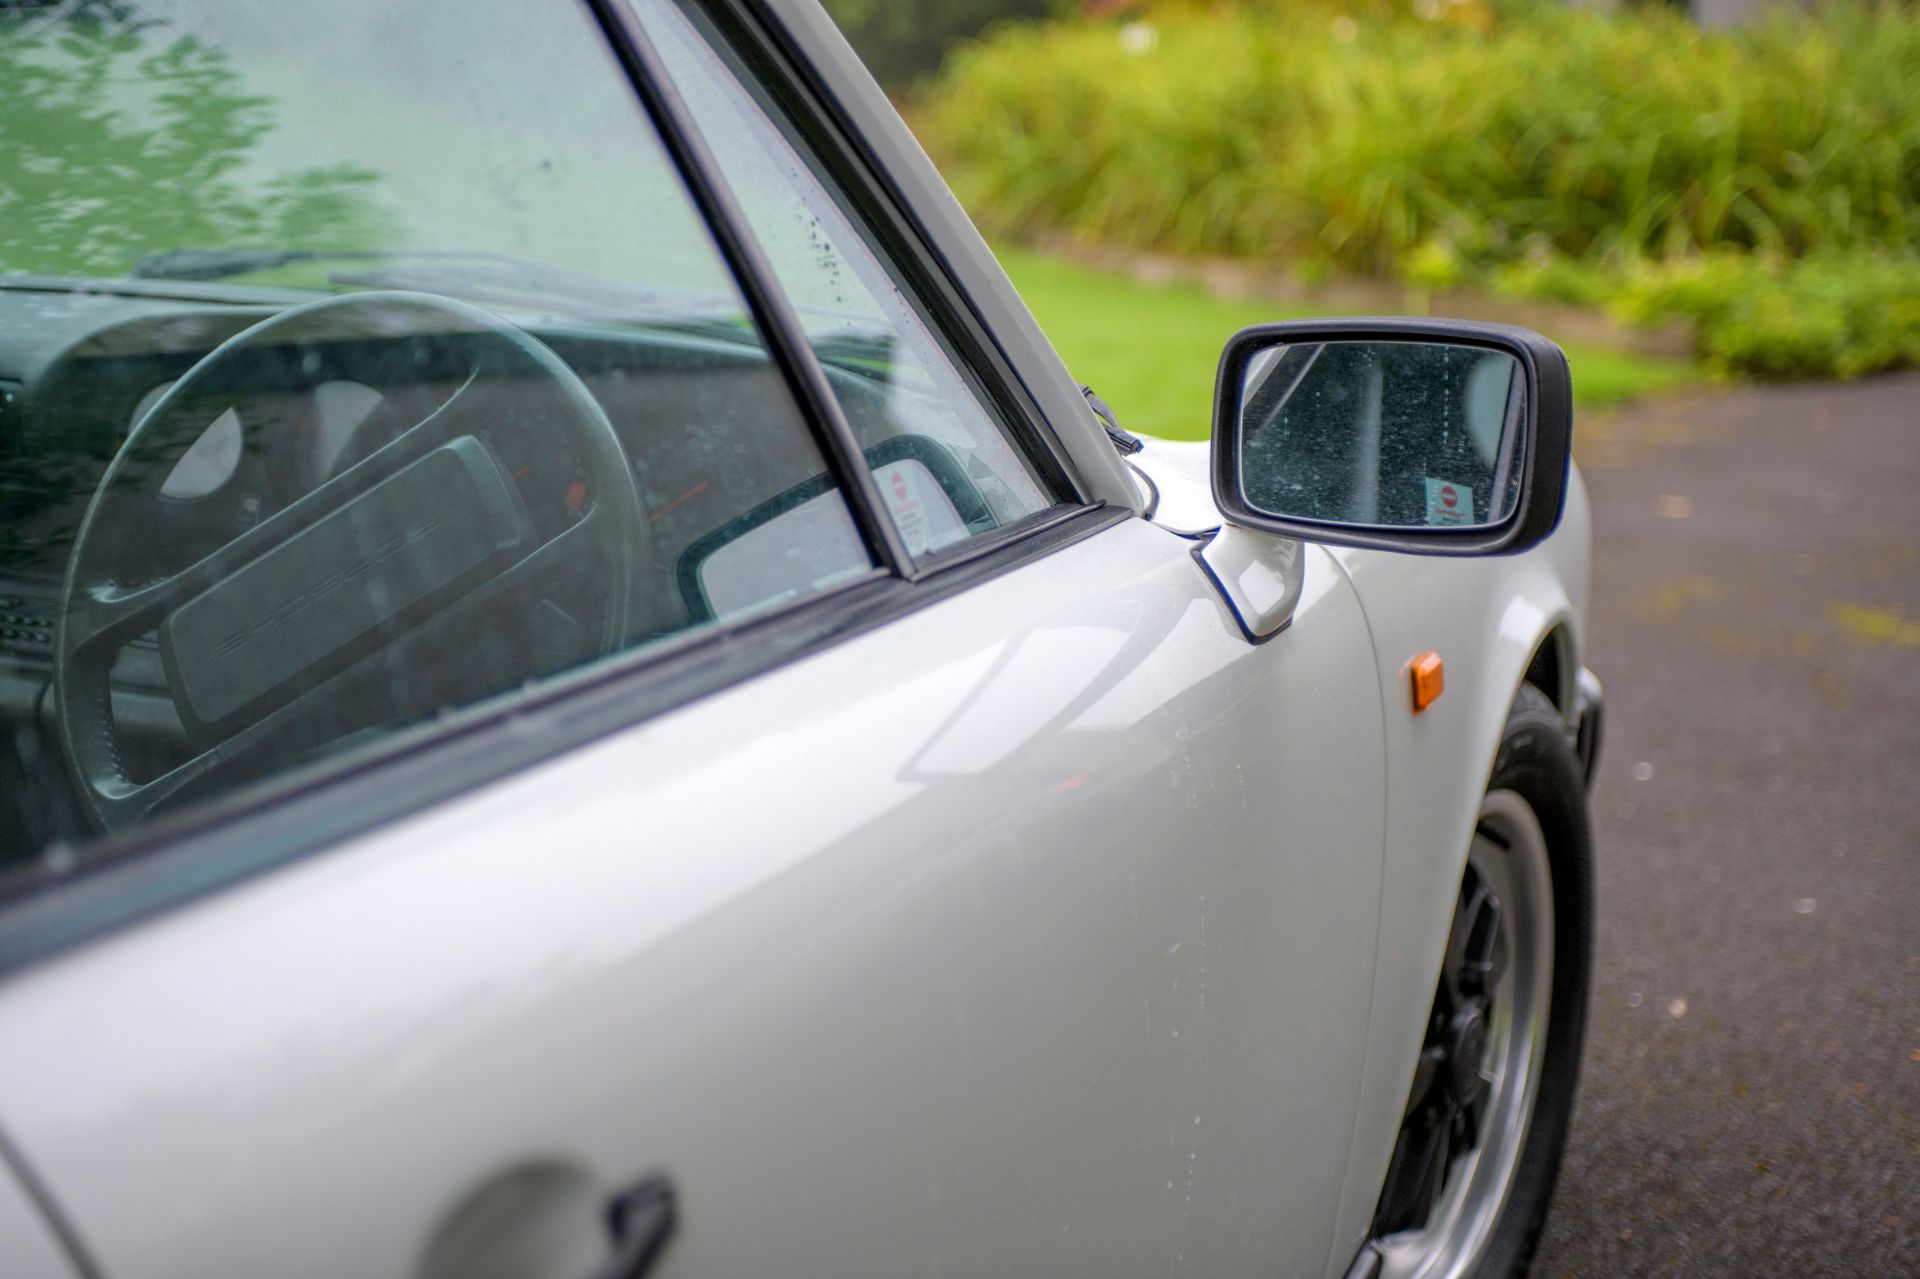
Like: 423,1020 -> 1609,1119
1319,464 -> 1594,1275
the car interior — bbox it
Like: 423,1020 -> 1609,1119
0,282 -> 1028,876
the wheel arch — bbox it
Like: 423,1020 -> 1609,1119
1522,624 -> 1574,720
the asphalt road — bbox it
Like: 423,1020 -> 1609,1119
1533,373 -> 1920,1277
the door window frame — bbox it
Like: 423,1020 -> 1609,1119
647,0 -> 1092,520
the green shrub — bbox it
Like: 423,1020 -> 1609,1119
1618,253 -> 1920,379
917,1 -> 1920,376
924,1 -> 1920,266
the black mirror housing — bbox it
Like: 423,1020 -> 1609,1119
1211,317 -> 1573,556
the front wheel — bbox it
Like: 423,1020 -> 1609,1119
1371,684 -> 1595,1279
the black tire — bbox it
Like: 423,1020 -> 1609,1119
1368,682 -> 1595,1279
1468,683 -> 1595,1278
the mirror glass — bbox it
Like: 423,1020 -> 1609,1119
1236,339 -> 1524,530
696,457 -> 970,620
688,441 -> 987,623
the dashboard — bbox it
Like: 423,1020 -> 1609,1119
0,281 -> 825,614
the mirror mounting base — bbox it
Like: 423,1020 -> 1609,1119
1193,523 -> 1302,644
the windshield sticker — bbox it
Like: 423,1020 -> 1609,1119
1424,477 -> 1475,526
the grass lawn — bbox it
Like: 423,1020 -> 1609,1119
991,243 -> 1698,442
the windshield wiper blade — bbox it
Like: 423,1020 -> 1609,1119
136,247 -> 753,338
326,267 -> 762,358
133,248 -> 904,372
130,247 -> 523,282
330,257 -> 741,323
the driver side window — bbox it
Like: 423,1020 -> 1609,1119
0,0 -> 887,880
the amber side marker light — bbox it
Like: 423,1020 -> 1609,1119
1409,651 -> 1445,713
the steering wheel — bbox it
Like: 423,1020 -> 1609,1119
56,291 -> 645,833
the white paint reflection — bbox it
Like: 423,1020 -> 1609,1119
911,622 -> 1132,776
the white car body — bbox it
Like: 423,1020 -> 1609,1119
0,3 -> 1595,1277
0,471 -> 1592,1279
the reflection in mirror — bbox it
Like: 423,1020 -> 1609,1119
696,488 -> 874,622
693,458 -> 972,621
684,436 -> 994,623
1237,340 -> 1523,530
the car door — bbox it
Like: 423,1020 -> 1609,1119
0,1162 -> 79,1279
0,2 -> 1386,1277
0,534 -> 1388,1279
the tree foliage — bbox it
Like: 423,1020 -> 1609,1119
0,0 -> 391,277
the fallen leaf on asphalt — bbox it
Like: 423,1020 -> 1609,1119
1828,602 -> 1920,648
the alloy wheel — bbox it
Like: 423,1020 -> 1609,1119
1374,789 -> 1555,1279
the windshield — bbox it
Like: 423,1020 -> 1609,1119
0,0 -> 922,370
1,0 -> 744,306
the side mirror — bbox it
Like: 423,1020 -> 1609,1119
1212,318 -> 1572,555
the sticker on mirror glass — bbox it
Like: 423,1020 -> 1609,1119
1424,477 -> 1474,526
698,490 -> 870,621
875,458 -> 967,555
